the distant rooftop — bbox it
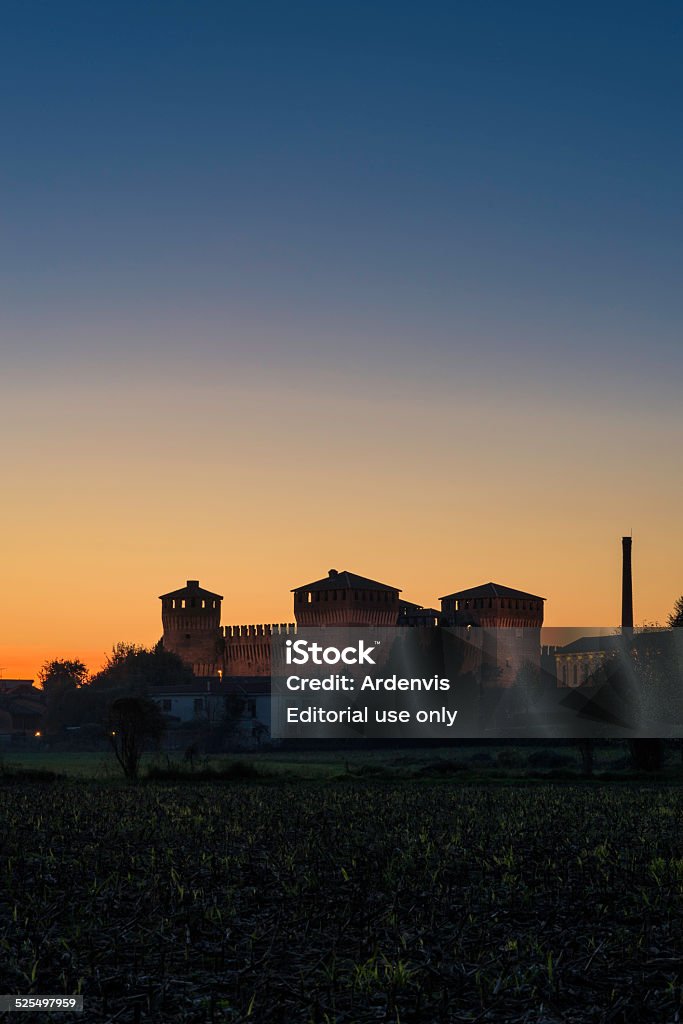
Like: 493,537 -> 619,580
557,635 -> 623,655
440,582 -> 546,602
292,569 -> 402,594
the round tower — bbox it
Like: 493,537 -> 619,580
159,580 -> 223,676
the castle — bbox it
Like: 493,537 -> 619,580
159,570 -> 545,688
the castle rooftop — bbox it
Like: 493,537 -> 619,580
292,569 -> 402,594
440,582 -> 545,602
159,580 -> 224,600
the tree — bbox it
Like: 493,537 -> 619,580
38,659 -> 88,692
109,697 -> 166,779
38,659 -> 89,736
668,596 -> 683,628
90,642 -> 194,697
196,694 -> 247,754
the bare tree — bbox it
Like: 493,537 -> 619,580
108,697 -> 166,780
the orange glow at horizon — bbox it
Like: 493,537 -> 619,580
2,360 -> 681,683
2,531 -> 679,683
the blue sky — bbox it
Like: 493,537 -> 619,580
3,0 -> 682,378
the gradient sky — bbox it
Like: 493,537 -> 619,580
2,1 -> 682,680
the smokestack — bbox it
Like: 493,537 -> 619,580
621,536 -> 633,636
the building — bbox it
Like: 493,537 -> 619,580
159,579 -> 295,679
151,677 -> 270,748
554,635 -> 622,688
159,571 -> 546,701
0,680 -> 46,743
291,568 -> 402,627
159,580 -> 224,677
439,583 -> 545,688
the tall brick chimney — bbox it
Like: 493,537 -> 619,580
621,535 -> 633,637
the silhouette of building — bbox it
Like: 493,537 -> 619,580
439,583 -> 545,688
292,568 -> 402,627
159,580 -> 223,677
0,680 -> 45,742
160,572 -> 545,687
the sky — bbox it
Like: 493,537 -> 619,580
2,1 -> 682,680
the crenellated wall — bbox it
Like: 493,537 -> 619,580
222,623 -> 296,677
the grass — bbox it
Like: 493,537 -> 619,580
1,782 -> 681,1022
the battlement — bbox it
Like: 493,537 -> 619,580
220,623 -> 295,676
222,623 -> 297,639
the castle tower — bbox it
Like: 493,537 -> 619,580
159,580 -> 223,676
292,569 -> 402,627
440,582 -> 545,687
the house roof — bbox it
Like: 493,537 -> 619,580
556,635 -> 623,655
159,580 -> 223,601
150,680 -> 225,696
292,569 -> 402,594
440,582 -> 546,602
150,678 -> 270,697
229,679 -> 272,697
399,601 -> 441,615
0,680 -> 37,695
